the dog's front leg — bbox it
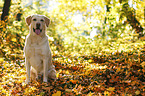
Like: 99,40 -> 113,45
25,58 -> 30,84
43,58 -> 48,82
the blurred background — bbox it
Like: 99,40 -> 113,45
0,0 -> 144,59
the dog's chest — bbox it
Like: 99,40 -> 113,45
29,45 -> 42,56
28,45 -> 44,71
25,40 -> 50,58
24,36 -> 50,70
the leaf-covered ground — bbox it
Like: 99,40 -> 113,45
0,48 -> 145,96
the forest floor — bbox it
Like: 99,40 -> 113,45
0,47 -> 145,96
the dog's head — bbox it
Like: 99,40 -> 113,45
26,15 -> 50,35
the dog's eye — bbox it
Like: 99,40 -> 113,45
33,19 -> 36,21
40,19 -> 44,22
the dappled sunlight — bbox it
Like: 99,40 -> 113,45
0,0 -> 145,95
85,63 -> 107,70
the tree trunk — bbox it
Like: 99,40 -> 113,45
1,0 -> 11,21
0,0 -> 11,57
119,0 -> 144,38
126,10 -> 144,38
104,0 -> 111,24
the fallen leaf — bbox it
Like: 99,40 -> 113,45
135,90 -> 140,95
40,92 -> 45,96
140,36 -> 145,40
52,91 -> 61,96
71,66 -> 78,70
70,80 -> 77,84
11,38 -> 17,42
104,91 -> 110,95
65,89 -> 72,92
87,92 -> 94,96
107,87 -> 115,91
140,62 -> 145,69
0,58 -> 4,62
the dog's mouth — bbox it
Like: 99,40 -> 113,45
33,28 -> 42,35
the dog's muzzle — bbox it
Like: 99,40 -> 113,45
33,23 -> 42,35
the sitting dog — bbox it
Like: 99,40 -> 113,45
24,15 -> 56,84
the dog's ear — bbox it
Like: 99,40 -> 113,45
26,16 -> 32,26
44,16 -> 50,27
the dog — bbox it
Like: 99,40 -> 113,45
24,15 -> 56,84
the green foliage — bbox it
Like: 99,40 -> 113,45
0,0 -> 145,95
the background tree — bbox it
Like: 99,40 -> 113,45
1,0 -> 11,21
119,0 -> 144,38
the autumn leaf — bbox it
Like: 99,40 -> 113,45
135,90 -> 140,95
11,38 -> 17,42
39,92 -> 45,96
140,62 -> 145,69
104,91 -> 110,95
107,87 -> 115,91
52,91 -> 61,96
65,89 -> 72,92
71,66 -> 78,71
70,80 -> 77,84
140,36 -> 145,40
0,58 -> 4,62
87,92 -> 94,96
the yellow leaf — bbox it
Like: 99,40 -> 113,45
140,62 -> 145,69
21,76 -> 26,80
56,72 -> 59,78
135,90 -> 140,95
107,87 -> 115,91
104,91 -> 110,95
88,59 -> 93,63
52,91 -> 61,96
140,36 -> 145,40
65,89 -> 72,92
65,70 -> 69,74
87,92 -> 94,96
0,58 -> 4,62
116,67 -> 121,72
11,38 -> 17,42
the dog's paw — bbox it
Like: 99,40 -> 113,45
48,69 -> 57,80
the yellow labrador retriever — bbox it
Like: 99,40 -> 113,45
24,15 -> 56,84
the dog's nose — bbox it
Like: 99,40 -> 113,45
36,23 -> 40,28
